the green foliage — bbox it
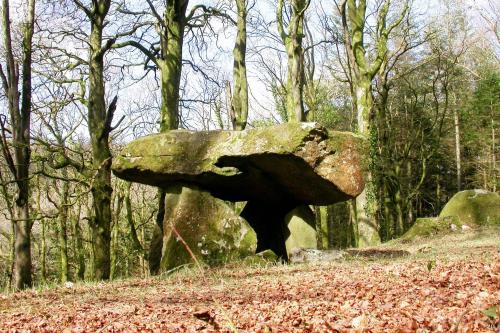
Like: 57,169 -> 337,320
462,72 -> 500,191
481,305 -> 499,319
308,92 -> 350,130
271,83 -> 288,123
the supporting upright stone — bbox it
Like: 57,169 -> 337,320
159,185 -> 257,271
240,201 -> 293,259
284,206 -> 317,257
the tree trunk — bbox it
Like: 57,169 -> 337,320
0,0 -> 36,290
339,0 -> 407,247
149,190 -> 166,275
13,205 -> 31,289
149,1 -> 188,275
230,0 -> 249,130
277,0 -> 309,122
57,178 -> 69,282
286,40 -> 305,122
314,206 -> 328,250
110,191 -> 123,280
490,102 -> 496,191
452,93 -> 461,191
72,201 -> 85,280
159,1 -> 188,131
40,218 -> 46,284
353,83 -> 381,247
87,1 -> 114,281
328,202 -> 356,249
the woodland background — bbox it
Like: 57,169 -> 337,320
0,0 -> 498,291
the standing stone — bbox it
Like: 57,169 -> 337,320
160,186 -> 257,271
240,201 -> 291,258
284,206 -> 317,257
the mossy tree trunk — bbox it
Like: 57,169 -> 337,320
113,0 -> 190,274
110,188 -> 124,280
72,197 -> 85,280
34,178 -> 47,284
158,1 -> 189,131
314,206 -> 328,250
338,0 -> 408,247
228,0 -> 249,130
114,0 -> 189,131
0,0 -> 36,290
277,0 -> 310,122
155,0 -> 189,274
74,0 -> 118,280
57,175 -> 69,283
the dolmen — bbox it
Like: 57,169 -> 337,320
112,122 -> 366,271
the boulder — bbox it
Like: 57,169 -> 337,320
400,216 -> 461,241
159,186 -> 257,271
439,190 -> 500,226
112,123 -> 365,205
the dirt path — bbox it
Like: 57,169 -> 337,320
1,231 -> 499,332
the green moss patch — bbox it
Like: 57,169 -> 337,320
159,186 -> 257,272
400,216 -> 462,241
439,190 -> 500,226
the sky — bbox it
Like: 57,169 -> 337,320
1,0 -> 498,142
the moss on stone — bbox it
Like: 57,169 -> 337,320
159,186 -> 257,272
112,122 -> 366,205
439,190 -> 500,226
242,249 -> 279,266
400,216 -> 461,241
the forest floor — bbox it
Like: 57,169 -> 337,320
1,227 -> 499,332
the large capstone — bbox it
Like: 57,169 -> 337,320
112,122 -> 365,205
159,185 -> 257,271
113,123 -> 366,262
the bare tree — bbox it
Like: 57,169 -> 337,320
0,0 -> 36,289
335,0 -> 409,246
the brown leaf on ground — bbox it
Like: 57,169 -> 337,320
0,232 -> 499,332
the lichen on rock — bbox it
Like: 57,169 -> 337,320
112,122 -> 366,205
439,190 -> 500,226
159,186 -> 257,271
